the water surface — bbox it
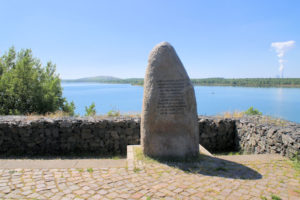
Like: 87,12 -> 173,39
62,83 -> 300,123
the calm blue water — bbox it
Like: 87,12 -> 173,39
62,83 -> 300,123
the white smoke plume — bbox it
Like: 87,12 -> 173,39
271,40 -> 295,78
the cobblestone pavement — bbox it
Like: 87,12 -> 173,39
0,154 -> 299,200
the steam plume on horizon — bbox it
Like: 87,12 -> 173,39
271,40 -> 295,78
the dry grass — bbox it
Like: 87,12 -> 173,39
134,146 -> 157,164
25,111 -> 71,120
25,114 -> 41,121
118,112 -> 141,118
24,110 -> 141,120
219,111 -> 287,127
220,111 -> 244,119
260,116 -> 288,126
44,111 -> 71,118
96,111 -> 141,118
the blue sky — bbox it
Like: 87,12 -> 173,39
0,0 -> 299,79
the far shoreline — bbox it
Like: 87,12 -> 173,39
62,79 -> 300,88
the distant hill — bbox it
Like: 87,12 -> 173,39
62,76 -> 300,87
62,76 -> 144,85
63,76 -> 121,82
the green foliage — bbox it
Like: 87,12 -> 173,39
215,151 -> 244,156
271,194 -> 282,200
62,101 -> 76,116
291,153 -> 300,173
77,168 -> 84,172
260,194 -> 282,200
191,78 -> 300,87
0,47 -> 73,115
87,168 -> 93,173
244,106 -> 262,115
228,151 -> 241,155
107,109 -> 120,117
112,156 -> 122,160
133,167 -> 141,173
85,102 -> 96,116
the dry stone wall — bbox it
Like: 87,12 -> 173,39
235,116 -> 300,158
0,116 -> 140,156
0,116 -> 299,158
198,116 -> 237,152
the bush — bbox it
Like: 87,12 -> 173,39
62,101 -> 76,116
244,106 -> 262,115
107,109 -> 120,117
0,47 -> 74,115
85,102 -> 96,116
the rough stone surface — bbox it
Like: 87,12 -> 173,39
235,116 -> 300,159
0,116 -> 140,157
0,115 -> 299,159
198,116 -> 237,152
141,42 -> 199,158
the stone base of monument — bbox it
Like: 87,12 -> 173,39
199,145 -> 214,157
126,144 -> 213,171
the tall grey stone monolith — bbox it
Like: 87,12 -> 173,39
141,42 -> 199,158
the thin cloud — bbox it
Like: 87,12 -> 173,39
271,40 -> 295,58
271,40 -> 295,77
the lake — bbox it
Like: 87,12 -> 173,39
62,82 -> 300,123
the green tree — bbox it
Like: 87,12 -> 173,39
0,47 -> 75,115
85,102 -> 96,116
244,106 -> 262,115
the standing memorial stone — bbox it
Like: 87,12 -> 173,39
141,42 -> 199,158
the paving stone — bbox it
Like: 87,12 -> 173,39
131,192 -> 144,199
0,155 -> 298,199
174,188 -> 184,193
74,189 -> 85,195
98,189 -> 108,195
0,183 -> 7,187
106,192 -> 118,198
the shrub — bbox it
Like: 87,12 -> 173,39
85,102 -> 96,116
62,101 -> 76,116
107,109 -> 120,117
0,47 -> 73,115
244,106 -> 262,115
271,194 -> 282,200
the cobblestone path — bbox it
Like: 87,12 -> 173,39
0,154 -> 299,200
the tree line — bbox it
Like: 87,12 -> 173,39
65,77 -> 300,87
191,78 -> 300,87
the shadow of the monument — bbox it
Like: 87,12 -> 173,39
151,154 -> 262,180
